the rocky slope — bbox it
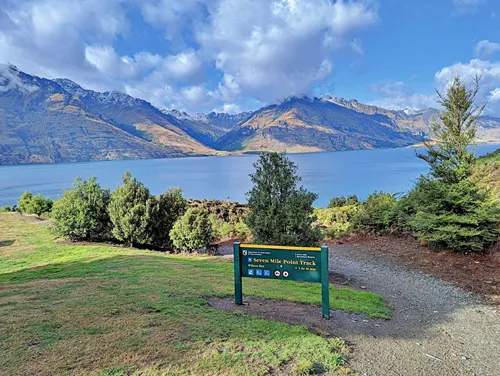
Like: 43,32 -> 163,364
0,65 -> 216,165
325,96 -> 500,142
161,109 -> 253,147
214,97 -> 422,153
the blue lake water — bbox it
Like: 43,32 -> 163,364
0,144 -> 498,207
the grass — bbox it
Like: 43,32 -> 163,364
0,214 -> 390,375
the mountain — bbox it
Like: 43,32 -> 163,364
325,97 -> 500,142
160,109 -> 253,147
0,65 -> 216,165
2,66 -> 500,165
213,96 -> 422,153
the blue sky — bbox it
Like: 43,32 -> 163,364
1,0 -> 499,115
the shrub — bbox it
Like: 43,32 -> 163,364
328,194 -> 359,208
30,194 -> 53,217
189,199 -> 249,224
18,192 -> 33,214
18,192 -> 53,216
51,177 -> 111,241
315,205 -> 358,239
246,153 -> 322,246
351,192 -> 397,234
108,172 -> 157,247
169,208 -> 215,252
235,221 -> 251,241
208,214 -> 233,240
150,188 -> 188,250
218,221 -> 235,239
408,178 -> 499,253
0,206 -> 11,212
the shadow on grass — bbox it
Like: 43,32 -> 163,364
0,240 -> 14,247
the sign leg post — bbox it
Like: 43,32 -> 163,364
321,246 -> 330,319
234,242 -> 243,305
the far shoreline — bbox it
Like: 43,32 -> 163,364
2,141 -> 499,168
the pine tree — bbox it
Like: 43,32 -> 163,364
245,153 -> 322,246
417,75 -> 484,183
410,76 -> 499,252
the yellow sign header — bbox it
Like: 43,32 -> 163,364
240,243 -> 322,252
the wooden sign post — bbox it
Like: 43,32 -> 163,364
234,242 -> 330,319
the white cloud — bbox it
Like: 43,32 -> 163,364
197,0 -> 378,102
370,93 -> 437,111
181,85 -> 211,104
213,103 -> 241,114
140,0 -> 206,45
490,88 -> 500,103
0,64 -> 39,93
434,58 -> 500,116
350,39 -> 364,55
370,58 -> 500,116
165,50 -> 203,82
474,40 -> 500,58
0,0 -> 378,112
370,80 -> 410,97
0,0 -> 129,91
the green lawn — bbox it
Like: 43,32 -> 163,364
0,214 -> 390,375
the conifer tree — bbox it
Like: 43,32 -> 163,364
246,152 -> 322,246
417,75 -> 484,183
410,75 -> 499,252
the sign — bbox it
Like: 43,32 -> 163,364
234,243 -> 330,319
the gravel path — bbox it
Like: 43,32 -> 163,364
216,244 -> 500,375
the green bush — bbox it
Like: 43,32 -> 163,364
208,214 -> 233,240
189,199 -> 249,224
150,188 -> 188,250
219,221 -> 235,239
30,194 -> 53,217
235,221 -> 251,241
408,178 -> 499,253
315,205 -> 358,239
328,194 -> 359,208
18,192 -> 33,214
17,192 -> 53,216
351,192 -> 397,234
108,172 -> 157,247
0,206 -> 11,212
169,208 -> 215,252
246,153 -> 322,246
51,177 -> 111,241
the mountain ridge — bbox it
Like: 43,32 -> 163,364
1,66 -> 499,165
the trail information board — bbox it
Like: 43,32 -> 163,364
234,243 -> 330,319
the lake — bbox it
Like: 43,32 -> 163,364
1,144 -> 498,208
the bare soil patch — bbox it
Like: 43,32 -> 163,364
327,235 -> 500,306
12,213 -> 52,226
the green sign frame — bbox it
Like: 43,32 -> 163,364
234,242 -> 330,319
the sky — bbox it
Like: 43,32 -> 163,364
0,0 -> 499,115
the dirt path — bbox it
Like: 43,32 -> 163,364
216,244 -> 500,375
